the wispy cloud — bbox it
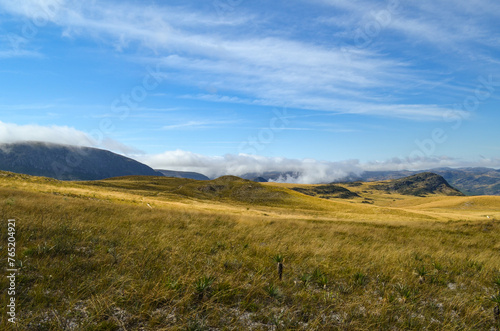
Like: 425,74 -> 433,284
0,103 -> 56,111
316,0 -> 500,53
162,120 -> 236,130
0,49 -> 42,58
0,0 -> 481,120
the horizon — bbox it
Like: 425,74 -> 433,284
1,0 -> 500,183
1,140 -> 499,184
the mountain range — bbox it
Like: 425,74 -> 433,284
0,141 -> 498,195
338,168 -> 500,196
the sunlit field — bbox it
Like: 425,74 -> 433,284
1,171 -> 500,330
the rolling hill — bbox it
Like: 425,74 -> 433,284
1,170 -> 500,329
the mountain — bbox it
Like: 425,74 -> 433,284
372,172 -> 464,196
0,142 -> 163,180
431,167 -> 500,196
156,169 -> 209,180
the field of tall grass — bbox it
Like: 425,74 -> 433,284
1,172 -> 500,330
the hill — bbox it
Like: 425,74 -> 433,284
371,172 -> 464,197
0,142 -> 162,180
87,175 -> 299,207
291,184 -> 360,199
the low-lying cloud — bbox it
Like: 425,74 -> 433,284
138,150 -> 364,183
0,121 -> 139,154
137,150 -> 500,184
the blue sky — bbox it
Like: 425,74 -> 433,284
1,0 -> 500,181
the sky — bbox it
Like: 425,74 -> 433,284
1,0 -> 500,182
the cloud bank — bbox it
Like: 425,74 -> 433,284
137,150 -> 500,184
138,150 -> 364,183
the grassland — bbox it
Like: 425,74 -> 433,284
1,171 -> 500,330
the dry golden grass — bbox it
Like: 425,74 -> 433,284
1,171 -> 499,330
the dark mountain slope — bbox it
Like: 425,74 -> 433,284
0,142 -> 162,180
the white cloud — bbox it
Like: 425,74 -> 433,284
138,150 -> 500,183
316,0 -> 500,51
137,150 -> 364,183
0,121 -> 139,154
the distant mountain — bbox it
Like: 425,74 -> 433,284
339,168 -> 500,196
156,169 -> 209,180
431,167 -> 500,196
344,170 -> 417,182
242,167 -> 500,195
0,142 -> 163,180
372,172 -> 464,196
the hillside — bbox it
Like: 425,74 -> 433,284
291,184 -> 360,199
0,142 -> 162,180
88,175 -> 295,207
1,171 -> 500,330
